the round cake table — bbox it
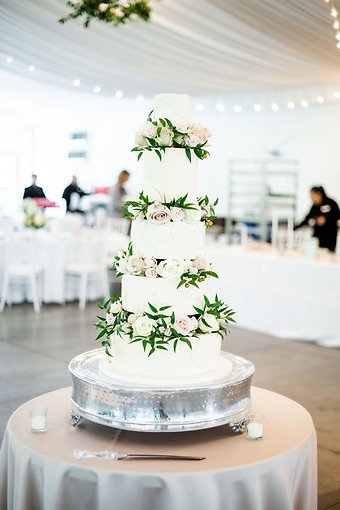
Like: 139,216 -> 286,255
0,387 -> 317,510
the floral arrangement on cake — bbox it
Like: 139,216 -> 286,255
95,295 -> 235,356
114,242 -> 218,288
124,192 -> 217,226
59,0 -> 151,28
132,111 -> 211,162
22,199 -> 46,229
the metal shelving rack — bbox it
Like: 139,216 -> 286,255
226,158 -> 299,243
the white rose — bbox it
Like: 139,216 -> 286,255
98,2 -> 108,12
201,205 -> 211,218
110,301 -> 122,314
157,259 -> 183,279
141,121 -> 157,139
128,313 -> 137,324
144,257 -> 157,268
174,315 -> 197,336
199,314 -> 220,333
116,257 -> 127,273
193,257 -> 211,270
198,127 -> 211,144
175,121 -> 189,133
156,127 -> 173,147
125,255 -> 144,275
182,259 -> 194,271
185,207 -> 202,223
135,130 -> 147,146
106,313 -> 114,325
147,203 -> 171,224
170,207 -> 185,222
113,7 -> 124,17
145,267 -> 157,278
173,133 -> 188,146
133,316 -> 154,337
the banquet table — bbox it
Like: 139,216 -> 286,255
209,244 -> 340,345
0,386 -> 317,510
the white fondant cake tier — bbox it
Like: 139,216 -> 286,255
154,93 -> 192,128
143,148 -> 198,201
122,274 -> 210,315
131,220 -> 205,259
99,332 -> 233,386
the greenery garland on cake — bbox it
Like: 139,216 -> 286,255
95,295 -> 235,357
124,192 -> 218,226
113,242 -> 218,289
59,0 -> 151,28
132,110 -> 211,162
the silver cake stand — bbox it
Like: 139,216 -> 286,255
69,349 -> 255,433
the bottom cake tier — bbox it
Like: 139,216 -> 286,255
99,332 -> 233,386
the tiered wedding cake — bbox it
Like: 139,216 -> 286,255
96,93 -> 235,387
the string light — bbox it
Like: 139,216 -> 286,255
216,103 -> 225,112
334,91 -> 340,98
233,105 -> 242,112
136,95 -> 144,102
287,102 -> 295,109
317,96 -> 325,103
195,103 -> 204,111
28,65 -> 35,72
115,89 -> 123,99
271,103 -> 279,111
324,0 -> 340,49
93,85 -> 101,93
6,56 -> 13,63
301,100 -> 309,107
254,104 -> 262,112
73,78 -> 80,87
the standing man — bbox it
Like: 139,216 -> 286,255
295,186 -> 340,252
111,170 -> 130,217
23,174 -> 46,199
62,175 -> 90,213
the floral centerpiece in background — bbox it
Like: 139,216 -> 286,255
22,199 -> 46,229
59,0 -> 152,28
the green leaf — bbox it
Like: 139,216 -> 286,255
96,329 -> 107,340
159,305 -> 171,311
180,337 -> 192,350
171,311 -> 175,325
137,152 -> 143,161
185,147 -> 192,162
148,302 -> 158,313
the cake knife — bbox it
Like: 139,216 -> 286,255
74,449 -> 205,461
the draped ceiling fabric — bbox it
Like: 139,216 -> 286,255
0,0 -> 340,97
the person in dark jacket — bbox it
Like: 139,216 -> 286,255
62,176 -> 90,213
295,186 -> 340,252
23,174 -> 46,199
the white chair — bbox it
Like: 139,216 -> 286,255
271,210 -> 294,251
107,217 -> 130,235
64,236 -> 110,310
0,238 -> 44,313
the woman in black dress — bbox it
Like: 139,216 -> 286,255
295,186 -> 340,252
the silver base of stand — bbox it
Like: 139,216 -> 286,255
69,349 -> 254,433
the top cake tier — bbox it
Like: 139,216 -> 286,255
154,93 -> 192,127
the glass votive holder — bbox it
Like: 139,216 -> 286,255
30,407 -> 47,433
246,413 -> 264,440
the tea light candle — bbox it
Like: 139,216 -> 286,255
247,422 -> 263,440
30,407 -> 47,433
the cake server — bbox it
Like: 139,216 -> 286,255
74,449 -> 205,461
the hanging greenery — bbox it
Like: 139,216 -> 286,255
59,1 -> 152,28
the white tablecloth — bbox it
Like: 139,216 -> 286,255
0,386 -> 317,510
0,230 -> 128,304
209,245 -> 340,343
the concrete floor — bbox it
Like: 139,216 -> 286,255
0,302 -> 339,510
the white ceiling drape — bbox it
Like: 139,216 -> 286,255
0,0 -> 340,97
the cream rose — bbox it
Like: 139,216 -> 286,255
157,259 -> 183,279
106,313 -> 114,325
135,131 -> 147,146
132,316 -> 154,337
147,203 -> 171,224
145,267 -> 157,278
125,255 -> 144,275
127,313 -> 137,324
110,301 -> 122,314
188,134 -> 201,147
98,2 -> 108,12
144,257 -> 157,268
185,207 -> 202,223
193,257 -> 211,270
170,207 -> 185,222
199,314 -> 220,333
182,259 -> 194,272
141,121 -> 157,139
156,127 -> 173,146
174,315 -> 197,336
175,121 -> 189,134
